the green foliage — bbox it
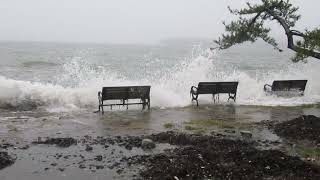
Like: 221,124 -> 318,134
216,0 -> 320,62
163,123 -> 174,129
184,125 -> 207,134
296,145 -> 320,159
185,119 -> 249,128
184,125 -> 199,131
293,29 -> 320,62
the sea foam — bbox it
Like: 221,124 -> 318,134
0,48 -> 319,112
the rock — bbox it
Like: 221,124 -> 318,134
33,137 -> 77,148
274,115 -> 320,143
50,163 -> 57,166
224,129 -> 236,134
240,131 -> 253,139
96,165 -> 104,169
121,131 -> 320,180
85,145 -> 93,151
19,145 -> 30,150
0,152 -> 15,170
116,168 -> 123,174
141,139 -> 156,150
94,155 -> 103,161
58,168 -> 65,172
0,143 -> 14,149
125,144 -> 133,150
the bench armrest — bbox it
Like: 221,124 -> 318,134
264,84 -> 272,92
190,86 -> 198,95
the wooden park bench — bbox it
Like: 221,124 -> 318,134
98,86 -> 151,112
264,80 -> 307,96
190,82 -> 239,106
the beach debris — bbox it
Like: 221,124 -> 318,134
33,137 -> 77,148
19,145 -> 30,150
85,145 -> 93,151
0,143 -> 14,150
50,163 -> 57,166
94,155 -> 103,161
122,131 -> 320,180
141,138 -> 156,150
0,151 -> 15,170
274,115 -> 320,143
58,168 -> 65,172
240,130 -> 253,139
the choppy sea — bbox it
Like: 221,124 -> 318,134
0,39 -> 319,113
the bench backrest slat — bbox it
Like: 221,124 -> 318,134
218,82 -> 239,93
197,82 -> 238,94
272,80 -> 307,92
127,86 -> 151,99
102,86 -> 150,100
198,82 -> 219,94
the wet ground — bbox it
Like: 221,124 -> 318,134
1,104 -> 320,179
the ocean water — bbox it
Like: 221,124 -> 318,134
0,39 -> 319,112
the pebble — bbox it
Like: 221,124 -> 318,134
85,145 -> 93,151
95,155 -> 103,161
240,131 -> 252,139
141,139 -> 156,150
50,163 -> 57,166
58,168 -> 65,172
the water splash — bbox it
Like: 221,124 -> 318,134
0,48 -> 319,112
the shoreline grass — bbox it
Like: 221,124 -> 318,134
185,119 -> 250,129
163,123 -> 174,129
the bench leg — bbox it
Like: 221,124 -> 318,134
191,93 -> 199,106
228,93 -> 236,102
142,99 -> 145,110
213,94 -> 217,103
148,99 -> 150,110
98,99 -> 102,112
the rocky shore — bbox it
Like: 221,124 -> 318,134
1,114 -> 320,179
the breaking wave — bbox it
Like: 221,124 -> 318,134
0,49 -> 320,112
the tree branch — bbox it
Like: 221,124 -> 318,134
266,8 -> 320,59
290,30 -> 305,37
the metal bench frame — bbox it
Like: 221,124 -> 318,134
190,82 -> 239,106
98,86 -> 151,112
264,80 -> 307,96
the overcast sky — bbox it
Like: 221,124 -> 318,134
0,0 -> 319,44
